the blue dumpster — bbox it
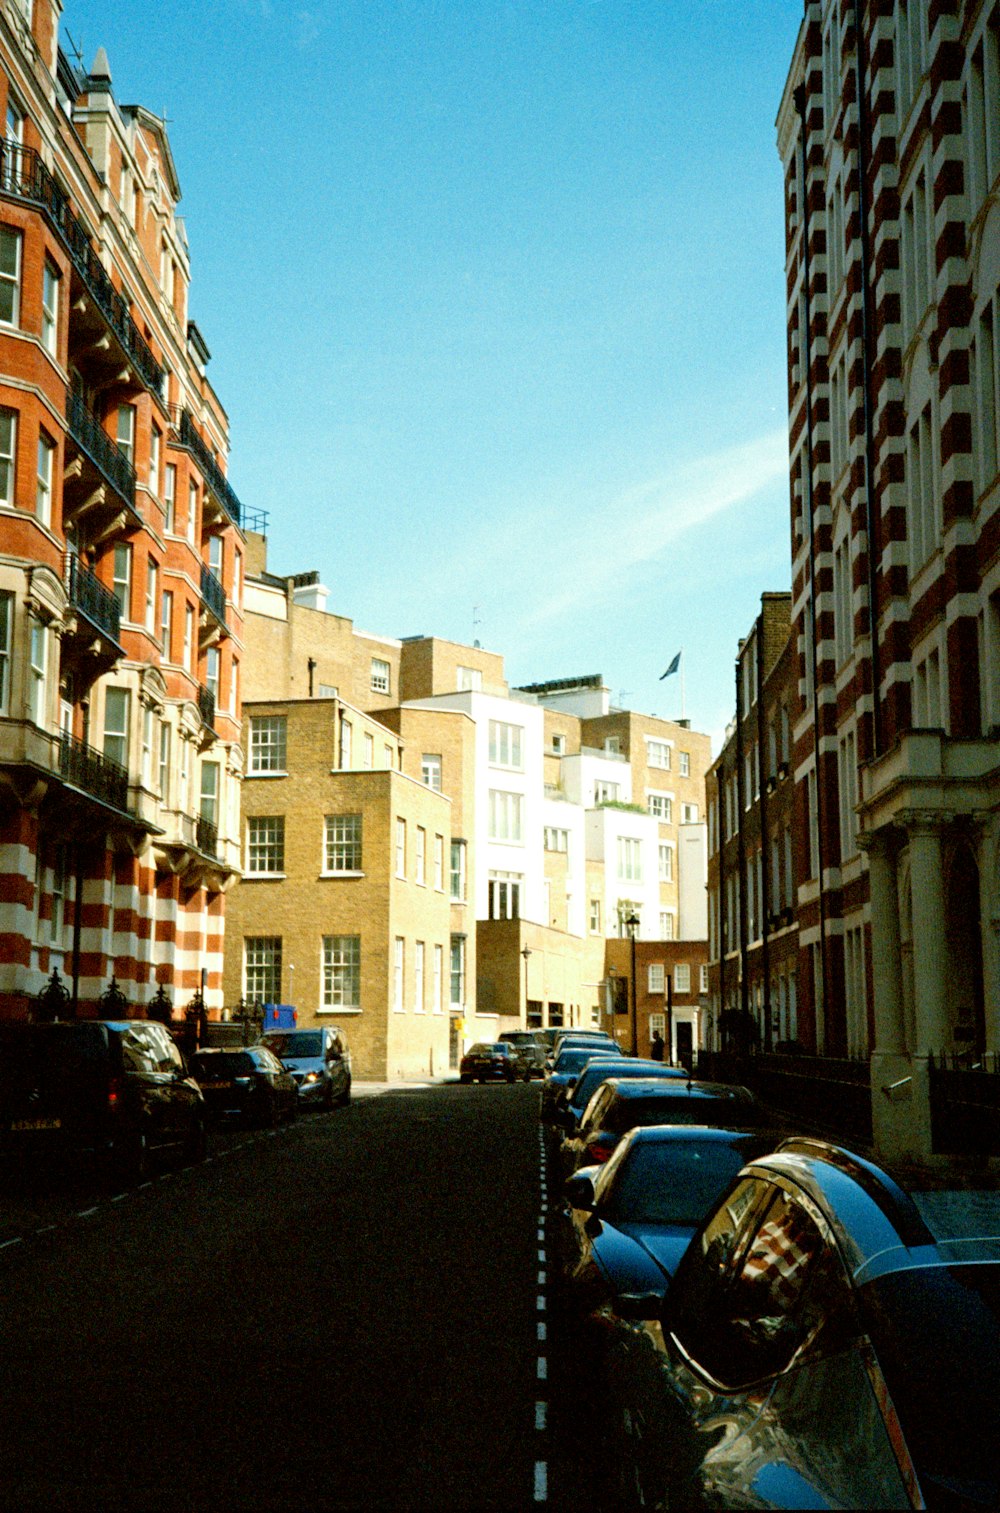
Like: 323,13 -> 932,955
263,1004 -> 297,1030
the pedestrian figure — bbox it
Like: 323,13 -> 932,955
650,1029 -> 665,1061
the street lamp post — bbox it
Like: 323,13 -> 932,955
521,944 -> 532,1026
626,911 -> 640,1057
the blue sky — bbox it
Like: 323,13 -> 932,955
66,0 -> 803,749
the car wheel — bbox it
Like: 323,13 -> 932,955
339,1079 -> 352,1107
459,1074 -> 471,1084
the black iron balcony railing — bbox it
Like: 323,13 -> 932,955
178,410 -> 242,528
0,142 -> 165,398
197,683 -> 216,729
196,815 -> 218,857
65,554 -> 122,645
66,390 -> 137,512
58,730 -> 130,813
199,563 -> 227,626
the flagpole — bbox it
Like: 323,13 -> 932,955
681,648 -> 686,722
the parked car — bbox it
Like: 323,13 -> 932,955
459,1042 -> 520,1083
560,1077 -> 760,1175
0,1018 -> 206,1181
549,1031 -> 617,1064
606,1137 -> 1000,1510
498,1031 -> 547,1079
554,1057 -> 688,1138
541,1045 -> 622,1124
560,1126 -> 781,1320
260,1026 -> 351,1108
190,1046 -> 298,1127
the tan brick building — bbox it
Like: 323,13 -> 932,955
222,696 -> 452,1080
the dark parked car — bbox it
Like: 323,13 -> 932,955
541,1044 -> 623,1124
260,1026 -> 351,1108
498,1031 -> 547,1079
459,1042 -> 520,1083
0,1019 -> 206,1181
190,1046 -> 297,1127
554,1057 -> 688,1138
561,1126 -> 781,1319
606,1137 -> 1000,1510
560,1077 -> 760,1175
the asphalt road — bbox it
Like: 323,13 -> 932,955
0,1084 -> 596,1512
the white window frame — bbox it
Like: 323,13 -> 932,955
322,935 -> 360,1010
0,225 -> 22,327
394,937 -> 405,1012
103,685 -> 130,768
395,818 -> 406,878
489,789 -> 523,843
29,620 -> 46,726
245,936 -> 281,1005
0,589 -> 13,714
41,260 -> 59,355
36,431 -> 54,527
422,753 -> 442,790
415,826 -> 426,885
674,963 -> 691,994
648,963 -> 665,994
370,658 -> 391,694
414,940 -> 425,1013
249,715 -> 287,774
489,720 -> 523,770
0,408 -> 15,506
646,738 -> 671,770
113,544 -> 132,619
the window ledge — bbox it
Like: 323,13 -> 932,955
243,872 -> 287,882
246,770 -> 287,780
317,1006 -> 362,1016
320,870 -> 365,880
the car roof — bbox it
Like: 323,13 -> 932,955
626,1124 -> 775,1145
738,1137 -> 937,1284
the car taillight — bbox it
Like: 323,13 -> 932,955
585,1138 -> 613,1163
107,1075 -> 124,1112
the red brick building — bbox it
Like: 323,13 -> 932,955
776,3 -> 999,1155
0,11 -> 249,1021
604,936 -> 708,1066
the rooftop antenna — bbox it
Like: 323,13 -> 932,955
65,30 -> 85,68
472,604 -> 482,649
618,690 -> 633,708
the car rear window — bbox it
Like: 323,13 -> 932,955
604,1138 -> 768,1227
192,1052 -> 256,1076
553,1048 -> 601,1074
861,1265 -> 1000,1501
606,1094 -> 757,1133
0,1024 -> 110,1085
263,1032 -> 322,1058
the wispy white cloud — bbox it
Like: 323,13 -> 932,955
507,427 -> 789,629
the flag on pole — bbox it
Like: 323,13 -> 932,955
659,652 -> 681,680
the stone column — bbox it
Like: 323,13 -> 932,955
866,833 -> 905,1054
907,816 -> 950,1055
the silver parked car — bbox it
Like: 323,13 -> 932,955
259,1027 -> 351,1108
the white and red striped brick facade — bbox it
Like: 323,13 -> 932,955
777,1 -> 999,1151
1,5 -> 244,1023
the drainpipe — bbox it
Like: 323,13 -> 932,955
851,0 -> 884,759
735,657 -> 749,1026
794,81 -> 831,1054
716,763 -> 727,1047
757,616 -> 772,1051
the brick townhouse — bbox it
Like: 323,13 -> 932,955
0,10 -> 248,1021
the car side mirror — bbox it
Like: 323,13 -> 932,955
563,1172 -> 596,1211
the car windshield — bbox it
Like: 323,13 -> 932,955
606,1093 -> 756,1134
571,1062 -> 665,1110
192,1052 -> 256,1076
468,1043 -> 502,1055
601,1138 -> 762,1227
263,1032 -> 322,1058
861,1264 -> 1000,1500
553,1048 -> 603,1074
